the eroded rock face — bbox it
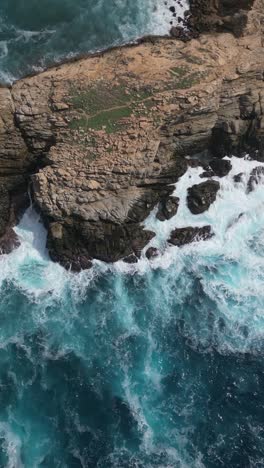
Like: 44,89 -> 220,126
0,0 -> 262,269
0,87 -> 32,251
187,180 -> 220,214
168,225 -> 213,246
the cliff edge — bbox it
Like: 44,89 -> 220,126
0,0 -> 263,269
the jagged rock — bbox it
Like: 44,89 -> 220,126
247,166 -> 264,192
187,180 -> 220,214
145,247 -> 160,259
209,159 -> 232,177
156,196 -> 179,221
168,225 -> 213,246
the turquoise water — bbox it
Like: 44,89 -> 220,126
1,157 -> 264,467
0,0 -> 188,83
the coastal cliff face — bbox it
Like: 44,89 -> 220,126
0,0 -> 263,269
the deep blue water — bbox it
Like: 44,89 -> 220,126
0,157 -> 264,467
0,0 -> 187,83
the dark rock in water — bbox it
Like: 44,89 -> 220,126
123,254 -> 138,264
233,172 -> 244,183
47,221 -> 155,270
146,247 -> 160,260
209,158 -> 232,177
0,228 -> 20,254
247,166 -> 264,192
200,170 -> 214,179
156,196 -> 179,221
187,180 -> 220,214
168,225 -> 213,246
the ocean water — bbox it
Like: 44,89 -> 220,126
0,0 -> 188,83
1,156 -> 264,467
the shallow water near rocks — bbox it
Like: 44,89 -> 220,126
0,156 -> 264,467
0,0 -> 188,83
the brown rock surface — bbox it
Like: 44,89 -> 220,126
0,0 -> 263,268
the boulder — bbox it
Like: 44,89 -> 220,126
209,159 -> 232,177
187,180 -> 220,214
145,247 -> 160,260
168,225 -> 213,246
156,196 -> 179,221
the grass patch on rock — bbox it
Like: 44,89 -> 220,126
69,106 -> 132,133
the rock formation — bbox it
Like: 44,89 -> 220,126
0,0 -> 263,268
187,180 -> 220,214
168,225 -> 213,246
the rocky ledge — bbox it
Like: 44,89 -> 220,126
0,0 -> 263,270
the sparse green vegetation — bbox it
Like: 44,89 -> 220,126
174,72 -> 202,89
69,106 -> 132,133
169,66 -> 189,78
69,82 -> 152,114
185,55 -> 204,65
68,82 -> 155,133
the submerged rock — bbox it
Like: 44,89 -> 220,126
168,225 -> 213,247
247,166 -> 264,192
187,180 -> 220,214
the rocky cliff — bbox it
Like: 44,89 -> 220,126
0,0 -> 263,269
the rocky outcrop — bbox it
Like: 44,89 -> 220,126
168,225 -> 213,246
187,181 -> 220,214
0,0 -> 263,268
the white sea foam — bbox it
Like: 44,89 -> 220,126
148,0 -> 189,35
1,155 -> 264,354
